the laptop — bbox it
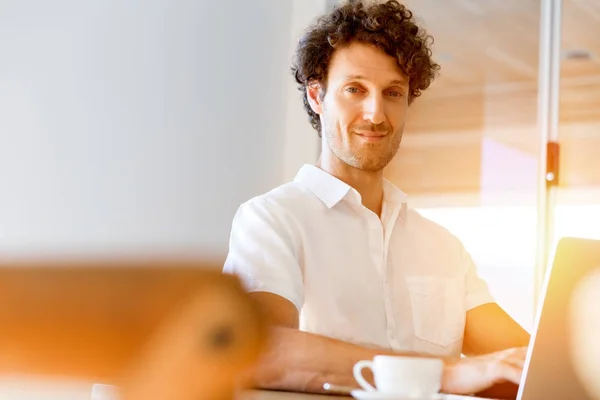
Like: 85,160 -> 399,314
515,236 -> 600,400
461,236 -> 600,400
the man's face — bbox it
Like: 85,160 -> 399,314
308,41 -> 410,172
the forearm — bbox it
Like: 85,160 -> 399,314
247,327 -> 442,393
465,329 -> 530,356
463,304 -> 531,356
245,327 -> 524,397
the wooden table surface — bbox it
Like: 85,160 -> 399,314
243,390 -> 350,399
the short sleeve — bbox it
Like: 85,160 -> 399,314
223,199 -> 304,311
462,245 -> 495,311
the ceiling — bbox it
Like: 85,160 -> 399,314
402,0 -> 600,133
381,0 -> 600,195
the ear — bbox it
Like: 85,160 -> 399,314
306,80 -> 324,115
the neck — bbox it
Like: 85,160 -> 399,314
317,152 -> 384,217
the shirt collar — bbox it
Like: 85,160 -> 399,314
294,164 -> 408,209
294,164 -> 354,208
383,178 -> 408,205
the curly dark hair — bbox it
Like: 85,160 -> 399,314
291,0 -> 440,136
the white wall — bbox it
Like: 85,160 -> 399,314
282,0 -> 324,182
0,0 -> 325,259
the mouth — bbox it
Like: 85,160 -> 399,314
356,131 -> 388,142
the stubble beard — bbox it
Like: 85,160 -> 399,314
323,122 -> 404,172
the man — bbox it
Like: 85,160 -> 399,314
224,0 -> 530,395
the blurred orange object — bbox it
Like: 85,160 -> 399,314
0,259 -> 267,400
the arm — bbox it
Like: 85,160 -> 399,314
463,303 -> 530,356
247,292 -> 405,393
247,292 -> 526,396
459,246 -> 531,356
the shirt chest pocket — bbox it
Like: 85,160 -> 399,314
406,276 -> 466,347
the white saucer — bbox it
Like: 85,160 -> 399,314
350,390 -> 443,400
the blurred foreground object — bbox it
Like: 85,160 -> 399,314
0,259 -> 267,400
570,268 -> 600,400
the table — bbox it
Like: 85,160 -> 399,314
243,390 -> 350,399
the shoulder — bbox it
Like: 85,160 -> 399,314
405,208 -> 464,253
236,181 -> 319,218
402,208 -> 477,278
257,181 -> 314,207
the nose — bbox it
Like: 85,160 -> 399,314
362,93 -> 385,125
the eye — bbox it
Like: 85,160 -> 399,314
387,90 -> 403,98
345,86 -> 362,94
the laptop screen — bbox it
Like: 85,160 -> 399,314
518,237 -> 600,400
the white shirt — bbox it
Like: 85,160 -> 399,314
223,165 -> 494,357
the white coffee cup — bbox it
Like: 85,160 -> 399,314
353,355 -> 443,397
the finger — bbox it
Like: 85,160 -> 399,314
504,346 -> 528,358
490,347 -> 524,361
512,346 -> 528,358
491,361 -> 523,385
501,347 -> 528,368
501,354 -> 527,368
505,357 -> 526,369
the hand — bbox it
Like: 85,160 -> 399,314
441,347 -> 528,395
